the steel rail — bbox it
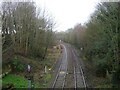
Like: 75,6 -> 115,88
62,62 -> 68,89
61,44 -> 68,89
52,63 -> 62,88
72,50 -> 87,88
52,44 -> 68,88
74,66 -> 77,89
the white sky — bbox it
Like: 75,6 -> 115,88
35,0 -> 99,31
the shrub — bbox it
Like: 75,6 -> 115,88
16,64 -> 24,72
93,58 -> 108,77
11,56 -> 25,72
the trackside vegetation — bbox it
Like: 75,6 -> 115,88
57,2 -> 120,87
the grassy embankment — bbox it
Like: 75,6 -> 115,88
2,45 -> 61,88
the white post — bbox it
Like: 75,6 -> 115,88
27,64 -> 31,89
81,47 -> 83,51
45,66 -> 47,73
28,80 -> 31,89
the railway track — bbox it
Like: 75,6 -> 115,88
52,44 -> 68,88
72,49 -> 87,88
52,44 -> 87,88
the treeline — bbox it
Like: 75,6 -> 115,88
2,1 -> 56,60
58,2 -> 120,87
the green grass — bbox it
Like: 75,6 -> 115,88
44,73 -> 52,82
2,74 -> 43,88
96,84 -> 112,88
2,74 -> 28,88
42,73 -> 52,87
0,79 -> 2,87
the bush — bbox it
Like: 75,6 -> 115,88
11,56 -> 25,72
16,64 -> 24,72
30,47 -> 44,58
93,58 -> 108,77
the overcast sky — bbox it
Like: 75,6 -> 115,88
35,0 -> 99,31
